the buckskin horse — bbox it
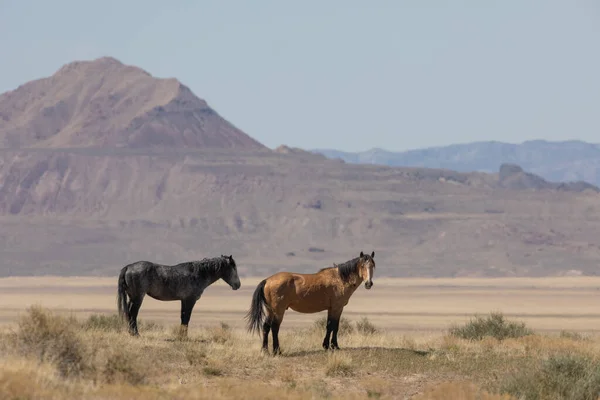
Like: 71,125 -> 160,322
246,251 -> 375,355
117,255 -> 241,336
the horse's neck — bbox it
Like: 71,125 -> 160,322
194,264 -> 221,287
205,273 -> 221,286
343,269 -> 363,288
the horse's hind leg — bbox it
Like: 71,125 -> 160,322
271,318 -> 282,356
270,310 -> 285,356
128,295 -> 145,336
262,317 -> 272,353
263,284 -> 286,356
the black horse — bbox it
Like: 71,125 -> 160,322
117,255 -> 241,336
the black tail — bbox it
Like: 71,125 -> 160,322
117,266 -> 130,324
245,279 -> 268,335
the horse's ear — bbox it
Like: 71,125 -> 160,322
229,255 -> 233,260
360,251 -> 364,258
371,251 -> 375,258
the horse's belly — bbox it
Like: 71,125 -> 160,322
147,293 -> 180,301
147,285 -> 193,301
289,298 -> 329,314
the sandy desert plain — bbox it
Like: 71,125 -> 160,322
3,274 -> 600,399
2,275 -> 600,332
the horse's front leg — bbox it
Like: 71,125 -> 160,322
180,298 -> 197,337
322,312 -> 334,350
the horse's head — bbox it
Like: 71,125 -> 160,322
220,254 -> 241,290
358,251 -> 375,290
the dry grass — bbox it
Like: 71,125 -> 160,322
4,278 -> 600,398
325,352 -> 355,377
3,306 -> 600,399
414,381 -> 516,399
498,353 -> 600,400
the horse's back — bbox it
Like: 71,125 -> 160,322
122,261 -> 157,284
265,269 -> 337,288
124,260 -> 159,275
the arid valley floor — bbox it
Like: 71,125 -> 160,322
2,276 -> 600,333
3,276 -> 600,399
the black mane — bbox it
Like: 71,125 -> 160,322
187,256 -> 231,278
319,257 -> 361,283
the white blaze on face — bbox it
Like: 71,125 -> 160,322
365,260 -> 374,289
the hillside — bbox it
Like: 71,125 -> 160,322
1,147 -> 599,278
0,57 -> 266,150
1,58 -> 600,278
313,140 -> 600,186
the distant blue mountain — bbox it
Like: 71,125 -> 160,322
312,140 -> 600,186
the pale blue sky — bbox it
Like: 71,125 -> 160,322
1,1 -> 599,152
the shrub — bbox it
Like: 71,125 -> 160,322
82,313 -> 125,332
499,354 -> 600,400
449,312 -> 533,341
16,305 -> 90,378
103,351 -> 146,385
203,364 -> 223,376
82,313 -> 162,333
206,322 -> 233,344
355,317 -> 379,335
185,346 -> 207,366
559,330 -> 589,342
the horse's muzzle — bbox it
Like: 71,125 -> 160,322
231,282 -> 241,290
365,281 -> 373,290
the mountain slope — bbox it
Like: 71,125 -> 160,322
313,140 -> 600,186
0,57 -> 266,150
0,148 -> 599,278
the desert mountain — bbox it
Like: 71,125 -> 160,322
0,57 -> 266,150
313,140 -> 600,186
497,163 -> 599,192
1,58 -> 600,278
